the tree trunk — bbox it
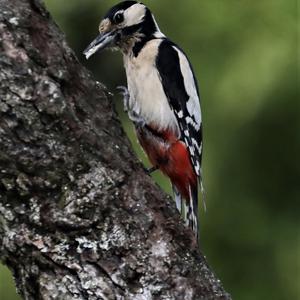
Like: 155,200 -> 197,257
0,0 -> 231,299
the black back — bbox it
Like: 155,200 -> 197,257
156,39 -> 202,175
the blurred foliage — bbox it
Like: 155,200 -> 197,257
0,265 -> 20,300
1,0 -> 298,299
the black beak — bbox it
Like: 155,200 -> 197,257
83,31 -> 117,59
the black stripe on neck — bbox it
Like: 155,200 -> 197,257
132,36 -> 152,57
141,8 -> 158,37
131,8 -> 159,57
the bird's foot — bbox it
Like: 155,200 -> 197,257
143,166 -> 159,175
116,86 -> 146,127
128,110 -> 146,127
116,85 -> 130,112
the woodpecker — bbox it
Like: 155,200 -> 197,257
84,1 -> 203,239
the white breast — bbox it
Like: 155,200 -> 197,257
123,39 -> 179,134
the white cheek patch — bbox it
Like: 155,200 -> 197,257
124,4 -> 146,27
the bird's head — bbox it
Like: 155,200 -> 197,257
84,1 -> 163,58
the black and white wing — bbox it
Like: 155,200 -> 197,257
156,39 -> 203,179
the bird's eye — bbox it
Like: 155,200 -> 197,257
114,12 -> 124,24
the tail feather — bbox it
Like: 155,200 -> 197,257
172,184 -> 182,213
172,184 -> 191,229
188,184 -> 199,240
173,183 -> 199,242
199,168 -> 207,213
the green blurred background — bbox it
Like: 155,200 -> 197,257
1,0 -> 298,299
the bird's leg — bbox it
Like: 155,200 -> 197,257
128,110 -> 146,126
117,86 -> 145,125
117,86 -> 156,174
117,85 -> 130,113
144,166 -> 159,175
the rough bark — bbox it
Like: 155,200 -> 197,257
0,0 -> 231,299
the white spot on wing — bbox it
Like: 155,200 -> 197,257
192,138 -> 200,150
189,146 -> 195,156
177,110 -> 183,118
184,130 -> 190,137
185,116 -> 200,130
